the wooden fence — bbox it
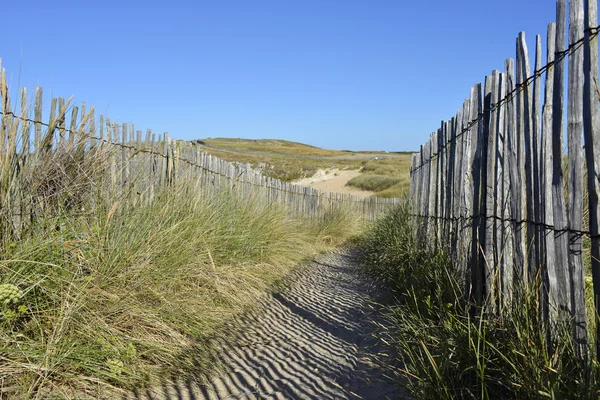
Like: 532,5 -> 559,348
409,0 -> 600,353
0,66 -> 397,243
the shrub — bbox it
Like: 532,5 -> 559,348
346,174 -> 401,192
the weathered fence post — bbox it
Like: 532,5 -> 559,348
567,0 -> 588,352
466,84 -> 485,305
583,0 -> 600,358
552,0 -> 572,322
517,32 -> 536,284
532,34 -> 545,313
485,71 -> 500,310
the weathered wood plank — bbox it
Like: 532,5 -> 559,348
517,32 -> 534,283
446,117 -> 456,249
43,97 -> 57,152
58,97 -> 66,147
567,0 -> 587,350
426,142 -> 434,228
410,154 -> 417,201
20,88 -> 30,155
0,67 -> 7,157
542,23 -> 560,324
583,0 -> 600,357
418,144 -> 426,223
497,71 -> 514,308
33,87 -> 42,154
505,58 -> 522,301
437,123 -> 445,246
468,84 -> 485,305
98,115 -> 104,147
451,107 -> 463,259
459,98 -> 471,269
520,32 -> 540,285
429,131 -> 439,247
552,0 -> 572,322
436,125 -> 444,246
68,106 -> 79,150
485,71 -> 500,310
533,34 -> 544,295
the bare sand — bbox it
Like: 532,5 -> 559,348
293,169 -> 375,197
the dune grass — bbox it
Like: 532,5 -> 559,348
356,201 -> 599,399
346,156 -> 412,198
344,174 -> 401,192
1,183 -> 359,398
0,135 -> 361,398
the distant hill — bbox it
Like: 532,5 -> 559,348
194,137 -> 412,198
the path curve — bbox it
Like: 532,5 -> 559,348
128,249 -> 406,400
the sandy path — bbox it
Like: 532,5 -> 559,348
129,250 -> 406,400
293,170 -> 375,197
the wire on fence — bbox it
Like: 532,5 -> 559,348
409,25 -> 600,173
0,111 -> 396,206
409,213 -> 598,239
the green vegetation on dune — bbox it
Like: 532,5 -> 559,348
357,202 -> 599,399
197,137 -> 415,197
346,156 -> 413,198
199,138 -> 348,158
373,182 -> 411,198
345,174 -> 401,192
199,146 -> 360,182
1,151 -> 360,398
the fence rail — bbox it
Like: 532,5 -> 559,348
409,0 -> 600,355
0,66 -> 397,243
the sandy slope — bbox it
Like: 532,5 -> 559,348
293,169 -> 375,197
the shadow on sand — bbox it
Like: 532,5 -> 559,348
126,250 -> 407,400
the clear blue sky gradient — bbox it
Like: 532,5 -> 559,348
4,0 -> 558,151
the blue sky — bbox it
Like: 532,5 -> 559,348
4,0 -> 557,151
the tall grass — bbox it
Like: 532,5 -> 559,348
0,130 -> 360,397
357,201 -> 600,399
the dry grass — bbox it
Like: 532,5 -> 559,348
1,176 -> 360,398
1,123 -> 362,397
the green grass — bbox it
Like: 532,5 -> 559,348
0,130 -> 361,397
1,182 -> 360,397
357,202 -> 599,399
